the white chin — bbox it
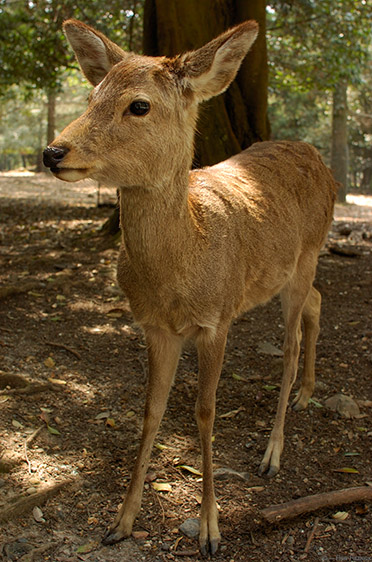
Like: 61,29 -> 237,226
53,168 -> 90,182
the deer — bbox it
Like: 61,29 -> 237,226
42,18 -> 337,555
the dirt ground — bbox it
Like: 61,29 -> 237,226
0,171 -> 371,562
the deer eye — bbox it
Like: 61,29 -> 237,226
129,100 -> 150,116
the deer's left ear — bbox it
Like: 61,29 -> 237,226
175,21 -> 259,102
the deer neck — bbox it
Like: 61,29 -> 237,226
119,164 -> 194,272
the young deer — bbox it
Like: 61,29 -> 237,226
43,19 -> 337,554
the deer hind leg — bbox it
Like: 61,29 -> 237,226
292,286 -> 321,411
103,328 -> 183,545
259,259 -> 317,478
195,326 -> 228,555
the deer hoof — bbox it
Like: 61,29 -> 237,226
258,462 -> 279,478
199,537 -> 220,556
292,391 -> 310,411
102,528 -> 126,545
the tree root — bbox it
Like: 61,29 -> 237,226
0,372 -> 61,396
0,478 -> 81,523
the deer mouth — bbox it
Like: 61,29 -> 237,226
51,166 -> 90,182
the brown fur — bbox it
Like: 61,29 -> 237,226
44,19 -> 337,554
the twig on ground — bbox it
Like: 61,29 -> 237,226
45,340 -> 82,360
24,426 -> 44,473
304,516 -> 320,553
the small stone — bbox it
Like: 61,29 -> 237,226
325,394 -> 360,419
26,487 -> 37,495
132,530 -> 149,540
179,518 -> 200,539
214,467 -> 249,481
257,342 -> 283,356
29,477 -> 40,486
0,478 -> 6,488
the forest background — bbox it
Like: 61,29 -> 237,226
0,0 -> 371,203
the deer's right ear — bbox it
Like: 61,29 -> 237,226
63,19 -> 127,86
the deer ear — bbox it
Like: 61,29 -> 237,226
63,19 -> 127,86
177,21 -> 258,102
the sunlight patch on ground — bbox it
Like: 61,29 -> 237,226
1,169 -> 35,177
346,194 -> 372,207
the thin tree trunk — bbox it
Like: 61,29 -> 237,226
331,82 -> 348,203
35,115 -> 44,173
47,90 -> 57,146
128,0 -> 138,51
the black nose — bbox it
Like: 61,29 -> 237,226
43,146 -> 69,169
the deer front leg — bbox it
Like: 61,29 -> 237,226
195,326 -> 228,555
103,329 -> 183,545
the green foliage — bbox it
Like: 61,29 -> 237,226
267,0 -> 371,93
0,0 -> 144,96
267,1 -> 372,190
0,71 -> 89,168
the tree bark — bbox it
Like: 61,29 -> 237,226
359,147 -> 372,193
143,0 -> 269,167
47,89 -> 57,146
331,81 -> 348,203
35,114 -> 45,173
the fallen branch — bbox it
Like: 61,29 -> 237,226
0,382 -> 59,396
0,281 -> 43,299
17,541 -> 61,562
0,372 -> 30,389
45,340 -> 82,360
0,478 -> 80,523
328,243 -> 363,257
261,486 -> 372,523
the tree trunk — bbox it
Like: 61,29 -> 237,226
331,82 -> 348,203
35,115 -> 44,173
47,89 -> 57,146
143,0 -> 269,167
359,147 -> 372,193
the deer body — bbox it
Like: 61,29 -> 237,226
43,19 -> 337,555
118,142 -> 333,334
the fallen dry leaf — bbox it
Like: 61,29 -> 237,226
44,357 -> 55,368
32,506 -> 45,523
107,308 -> 125,318
48,377 -> 67,385
220,405 -> 245,419
152,482 -> 172,492
177,464 -> 203,477
332,511 -> 349,520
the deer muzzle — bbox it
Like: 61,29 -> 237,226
43,146 -> 70,172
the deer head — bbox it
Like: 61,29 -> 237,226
43,19 -> 258,188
